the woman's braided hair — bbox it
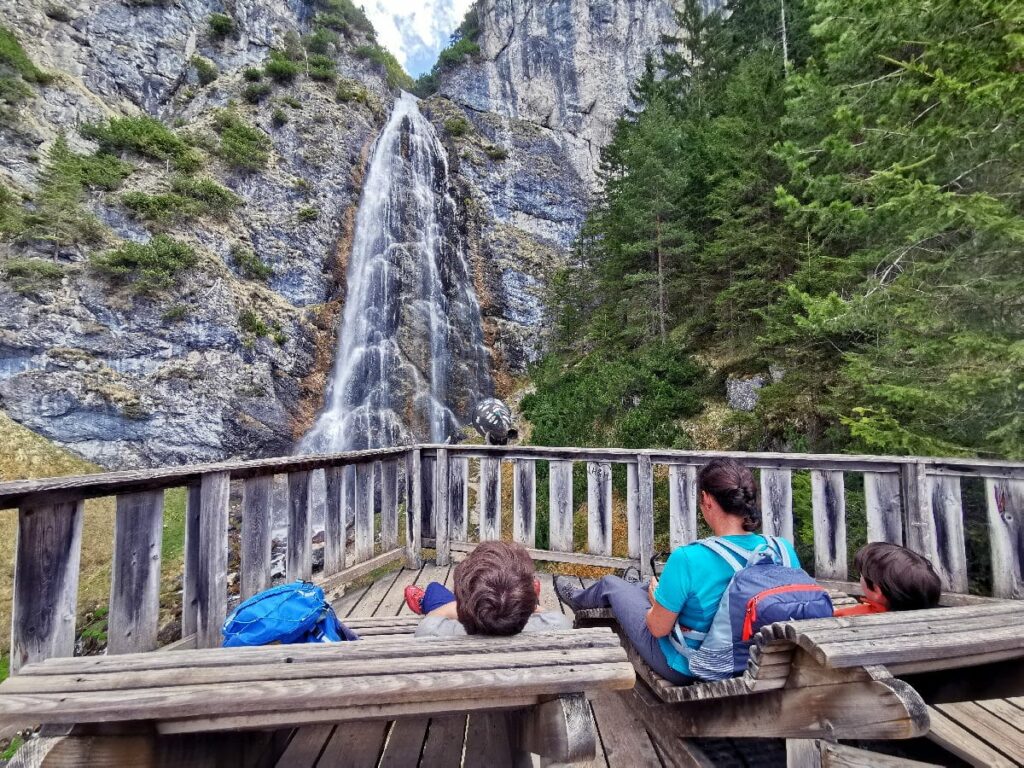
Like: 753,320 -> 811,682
697,458 -> 761,532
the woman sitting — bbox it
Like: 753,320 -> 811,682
555,458 -> 801,684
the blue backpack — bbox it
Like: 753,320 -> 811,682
222,581 -> 359,647
668,537 -> 833,680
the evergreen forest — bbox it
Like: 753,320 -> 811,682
523,0 -> 1023,461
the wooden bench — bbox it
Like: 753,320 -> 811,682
926,699 -> 1024,767
0,627 -> 635,765
576,601 -> 1024,742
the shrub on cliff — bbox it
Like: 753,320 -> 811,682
0,25 -> 53,111
170,176 -> 240,215
313,0 -> 374,37
243,82 -> 271,104
208,13 -> 234,39
354,45 -> 413,91
81,116 -> 202,173
121,176 -> 238,225
335,79 -> 369,105
230,244 -> 273,281
304,28 -> 338,55
1,258 -> 64,296
443,117 -> 470,137
308,54 -> 336,82
90,235 -> 197,294
264,51 -> 301,83
191,56 -> 218,86
212,111 -> 270,171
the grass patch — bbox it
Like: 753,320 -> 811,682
444,116 -> 471,137
81,116 -> 202,173
297,205 -> 319,222
90,234 -> 198,295
243,67 -> 263,82
484,144 -> 509,161
308,54 -> 336,82
230,244 -> 273,281
208,13 -> 234,39
191,56 -> 218,86
265,51 -> 301,83
0,26 -> 53,110
354,44 -> 413,90
239,309 -> 286,345
1,257 -> 64,295
335,78 -> 369,105
243,82 -> 272,104
213,110 -> 270,171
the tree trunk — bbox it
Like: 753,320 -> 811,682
655,214 -> 666,343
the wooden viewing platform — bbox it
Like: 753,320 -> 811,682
0,445 -> 1022,766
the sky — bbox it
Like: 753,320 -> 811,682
362,0 -> 477,78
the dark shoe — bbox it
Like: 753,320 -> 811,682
621,566 -> 642,584
553,575 -> 580,609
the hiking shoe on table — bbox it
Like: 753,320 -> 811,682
404,585 -> 426,615
553,575 -> 580,609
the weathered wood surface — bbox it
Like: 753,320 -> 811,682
926,703 -> 1020,768
195,472 -> 229,649
587,462 -> 613,556
811,470 -> 847,580
668,464 -> 698,549
354,462 -> 375,564
761,469 -> 793,540
933,701 -> 1024,765
549,460 -> 573,553
379,459 -> 399,553
515,693 -> 597,764
448,540 -> 636,571
315,548 -> 406,603
108,491 -> 164,654
637,454 -> 655,578
986,478 -> 1024,599
405,450 -> 422,570
787,740 -> 941,768
433,449 -> 450,566
286,471 -> 312,582
181,484 -> 201,639
11,500 -> 84,674
242,476 -> 274,599
449,456 -> 469,542
478,457 -> 501,541
925,475 -> 968,593
323,467 -> 346,577
513,458 -> 536,548
626,463 -> 640,559
317,720 -> 389,767
864,472 -> 903,545
420,456 -> 435,540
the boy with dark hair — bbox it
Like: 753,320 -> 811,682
406,540 -> 571,637
836,542 -> 942,616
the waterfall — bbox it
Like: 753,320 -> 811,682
301,92 -> 493,453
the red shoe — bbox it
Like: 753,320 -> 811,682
404,585 -> 426,615
534,578 -> 541,597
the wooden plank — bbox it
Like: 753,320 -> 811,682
434,449 -> 451,566
819,742 -> 940,767
810,624 -> 1024,668
108,491 -> 164,654
637,456 -> 655,578
975,698 -> 1024,733
864,472 -> 903,545
355,462 -> 375,564
323,467 -> 346,577
935,702 -> 1024,763
549,460 -> 574,552
316,548 -> 406,602
374,566 -> 423,617
668,464 -> 698,549
274,723 -> 334,768
287,471 -> 312,582
479,457 -> 501,541
587,462 -> 613,556
811,470 -> 847,580
242,475 -> 274,599
421,456 -> 435,539
626,463 -> 640,559
926,705 -> 1017,768
419,715 -> 467,768
464,712 -> 514,768
317,720 -> 389,767
406,450 -> 423,569
195,472 -> 230,649
986,478 -> 1024,599
181,483 -> 202,639
347,567 -> 403,619
925,475 -> 968,592
379,718 -> 429,768
513,458 -> 536,548
450,456 -> 469,542
449,540 -> 636,571
761,469 -> 794,540
379,459 -> 399,554
11,500 -> 84,674
590,692 -> 660,768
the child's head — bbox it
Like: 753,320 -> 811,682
855,542 -> 941,611
454,540 -> 538,635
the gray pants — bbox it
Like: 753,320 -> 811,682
570,575 -> 692,685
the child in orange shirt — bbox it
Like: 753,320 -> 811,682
836,542 -> 942,617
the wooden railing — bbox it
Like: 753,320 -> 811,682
1,445 -> 1021,676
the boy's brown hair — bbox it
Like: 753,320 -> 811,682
454,540 -> 538,635
855,542 -> 941,611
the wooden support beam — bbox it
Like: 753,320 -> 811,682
637,455 -> 655,578
421,456 -> 435,540
864,472 -> 903,545
668,464 -> 698,549
181,484 -> 201,640
11,500 -> 84,674
549,460 -> 573,553
985,478 -> 1023,599
241,475 -> 273,599
448,541 -> 637,571
354,462 -> 375,564
380,459 -> 399,552
811,470 -> 847,580
926,475 -> 968,593
324,466 -> 346,577
108,491 -> 164,654
513,694 -> 597,764
587,462 -> 613,556
450,456 -> 469,542
434,449 -> 451,566
761,469 -> 793,540
405,450 -> 423,569
626,463 -> 640,559
196,472 -> 229,649
513,459 -> 536,549
479,457 -> 501,541
287,470 -> 312,582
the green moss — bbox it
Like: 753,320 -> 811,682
212,110 -> 270,171
281,95 -> 302,109
80,116 -> 202,173
90,235 -> 198,295
444,116 -> 471,137
353,44 -> 413,90
191,56 -> 218,86
230,244 -> 273,281
242,82 -> 272,104
1,257 -> 64,295
297,205 -> 319,222
264,50 -> 301,82
208,13 -> 234,39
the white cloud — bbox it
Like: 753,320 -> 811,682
363,0 -> 477,77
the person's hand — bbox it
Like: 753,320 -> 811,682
648,576 -> 659,605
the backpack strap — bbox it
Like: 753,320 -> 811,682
696,537 -> 746,572
766,536 -> 793,567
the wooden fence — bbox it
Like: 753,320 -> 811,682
0,445 -> 1021,676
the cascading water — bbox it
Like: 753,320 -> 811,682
301,92 -> 493,453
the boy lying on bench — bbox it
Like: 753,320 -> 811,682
405,540 -> 571,636
835,542 -> 941,616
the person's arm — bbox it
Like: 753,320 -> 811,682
646,549 -> 691,638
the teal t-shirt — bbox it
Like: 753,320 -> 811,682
653,534 -> 801,677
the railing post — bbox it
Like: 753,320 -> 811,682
587,462 -> 612,556
196,471 -> 229,649
626,464 -> 640,559
986,478 -> 1024,599
479,457 -> 502,541
287,471 -> 312,581
108,491 -> 164,654
668,464 -> 698,549
355,462 -> 375,563
241,475 -> 274,599
451,456 -> 469,542
811,470 -> 847,580
637,455 -> 655,579
760,469 -> 793,541
421,455 -> 435,540
513,458 -> 537,548
405,449 -> 423,569
182,483 -> 202,639
380,459 -> 399,551
11,500 -> 84,674
548,460 -> 573,552
903,461 -> 967,592
435,448 -> 451,566
324,467 -> 347,577
863,472 -> 903,545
